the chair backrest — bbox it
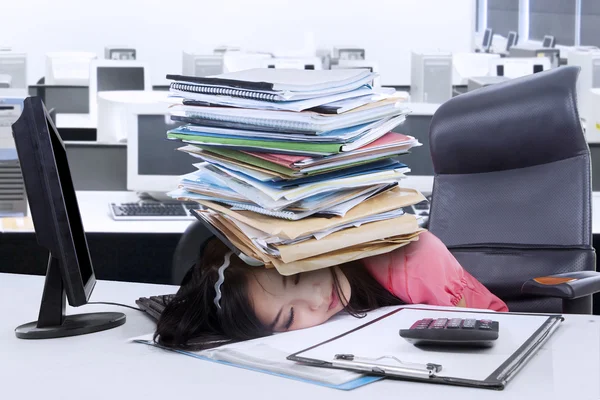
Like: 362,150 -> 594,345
427,66 -> 595,312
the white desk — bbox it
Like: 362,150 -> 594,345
0,191 -> 193,234
1,272 -> 599,400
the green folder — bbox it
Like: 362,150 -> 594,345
167,132 -> 340,155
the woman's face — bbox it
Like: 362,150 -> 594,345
248,267 -> 351,332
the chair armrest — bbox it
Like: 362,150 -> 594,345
521,271 -> 600,299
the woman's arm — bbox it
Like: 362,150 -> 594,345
362,232 -> 508,312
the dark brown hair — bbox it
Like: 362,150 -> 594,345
154,238 -> 404,351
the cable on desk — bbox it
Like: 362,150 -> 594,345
87,301 -> 144,312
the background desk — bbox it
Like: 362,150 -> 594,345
0,191 -> 193,284
1,272 -> 598,400
3,188 -> 600,289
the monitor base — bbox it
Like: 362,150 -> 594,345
15,312 -> 126,339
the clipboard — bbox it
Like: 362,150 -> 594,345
287,308 -> 564,390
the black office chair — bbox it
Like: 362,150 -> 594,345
428,66 -> 600,314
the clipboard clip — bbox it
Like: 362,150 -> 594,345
333,354 -> 442,379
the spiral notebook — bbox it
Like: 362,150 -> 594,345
166,68 -> 376,102
169,99 -> 406,134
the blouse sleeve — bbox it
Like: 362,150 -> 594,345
362,231 -> 508,312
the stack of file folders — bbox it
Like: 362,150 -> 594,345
165,68 -> 427,275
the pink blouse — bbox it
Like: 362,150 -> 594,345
362,231 -> 508,312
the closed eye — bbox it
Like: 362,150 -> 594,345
284,307 -> 295,330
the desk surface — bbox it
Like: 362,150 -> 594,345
1,272 -> 599,400
3,186 -> 600,235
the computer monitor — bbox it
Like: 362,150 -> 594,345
27,85 -> 89,114
333,47 -> 366,61
0,50 -> 27,88
410,51 -> 453,104
482,28 -> 494,52
506,31 -> 519,51
45,52 -> 97,86
104,46 -> 137,60
11,96 -> 125,339
542,35 -> 556,48
126,102 -> 190,194
96,90 -> 169,143
89,60 -> 150,124
182,52 -> 223,77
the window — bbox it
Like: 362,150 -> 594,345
487,0 -> 519,36
529,0 -> 576,46
581,0 -> 600,47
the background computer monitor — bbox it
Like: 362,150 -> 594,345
0,50 -> 27,88
105,46 -> 137,60
126,102 -> 191,194
542,35 -> 556,48
11,96 -> 125,339
482,28 -> 493,51
506,31 -> 519,51
182,52 -> 223,77
28,85 -> 89,114
45,52 -> 97,86
89,60 -> 151,123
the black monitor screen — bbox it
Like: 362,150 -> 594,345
97,67 -> 145,92
542,35 -> 555,48
48,112 -> 93,287
483,28 -> 492,47
137,115 -> 192,176
44,87 -> 89,114
392,115 -> 434,176
506,32 -> 517,51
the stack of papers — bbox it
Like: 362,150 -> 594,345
165,68 -> 426,275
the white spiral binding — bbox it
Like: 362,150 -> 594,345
213,251 -> 233,310
171,82 -> 278,102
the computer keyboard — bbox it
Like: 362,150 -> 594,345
109,202 -> 200,221
136,294 -> 174,320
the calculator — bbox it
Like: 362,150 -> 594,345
399,318 -> 500,348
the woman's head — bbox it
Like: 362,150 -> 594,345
248,263 -> 350,332
155,237 -> 402,350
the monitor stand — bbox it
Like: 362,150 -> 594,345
15,255 -> 126,339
